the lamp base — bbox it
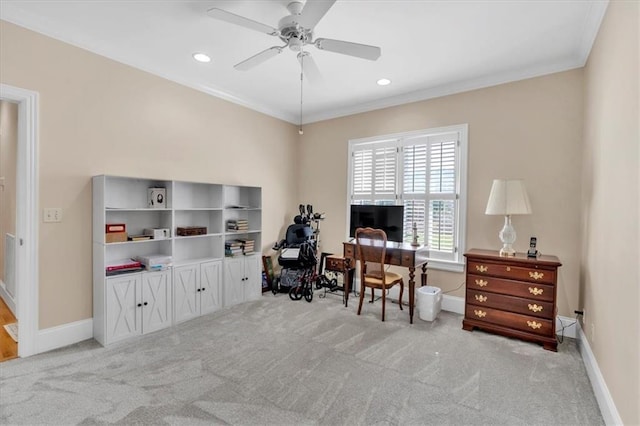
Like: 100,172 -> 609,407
498,215 -> 517,257
499,245 -> 516,257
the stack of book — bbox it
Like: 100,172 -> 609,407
134,254 -> 172,271
239,238 -> 255,255
225,240 -> 243,257
227,219 -> 249,232
105,258 -> 143,276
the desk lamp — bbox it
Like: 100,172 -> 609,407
485,179 -> 532,256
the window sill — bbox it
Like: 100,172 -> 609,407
425,259 -> 465,273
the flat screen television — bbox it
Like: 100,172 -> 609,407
349,205 -> 404,243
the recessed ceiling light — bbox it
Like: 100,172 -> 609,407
377,78 -> 391,86
193,53 -> 211,63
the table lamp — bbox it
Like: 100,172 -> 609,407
485,179 -> 532,256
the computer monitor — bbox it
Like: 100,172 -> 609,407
349,204 -> 404,243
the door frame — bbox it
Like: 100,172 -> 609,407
0,83 -> 39,357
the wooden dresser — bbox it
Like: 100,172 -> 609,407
463,249 -> 562,351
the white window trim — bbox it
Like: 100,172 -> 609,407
346,124 -> 468,273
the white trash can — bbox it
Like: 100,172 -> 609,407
417,286 -> 442,321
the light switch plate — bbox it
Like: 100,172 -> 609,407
44,208 -> 62,223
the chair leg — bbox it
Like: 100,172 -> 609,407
357,284 -> 365,316
398,281 -> 404,311
370,288 -> 374,303
381,287 -> 386,321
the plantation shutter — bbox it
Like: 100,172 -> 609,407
402,137 -> 428,244
426,134 -> 458,259
348,124 -> 466,268
351,140 -> 398,204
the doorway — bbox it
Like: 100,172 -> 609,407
0,84 -> 39,358
0,99 -> 19,360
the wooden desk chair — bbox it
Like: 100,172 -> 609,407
355,227 -> 404,322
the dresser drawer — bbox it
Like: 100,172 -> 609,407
467,289 -> 554,319
466,274 -> 554,302
465,305 -> 553,336
468,260 -> 555,284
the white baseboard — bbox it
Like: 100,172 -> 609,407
441,294 -> 464,314
36,318 -> 93,354
0,279 -> 17,316
577,323 -> 623,426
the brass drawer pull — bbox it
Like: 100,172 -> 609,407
527,320 -> 542,330
475,265 -> 488,273
475,294 -> 487,303
506,266 -> 511,272
529,271 -> 544,280
475,279 -> 488,287
528,304 -> 543,313
529,287 -> 544,296
473,309 -> 486,318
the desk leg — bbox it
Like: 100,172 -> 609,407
344,268 -> 352,308
409,266 -> 416,324
421,263 -> 427,286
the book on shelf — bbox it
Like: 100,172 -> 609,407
106,258 -> 142,272
106,267 -> 144,276
128,234 -> 152,241
226,219 -> 249,231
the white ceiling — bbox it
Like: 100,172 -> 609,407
0,0 -> 608,124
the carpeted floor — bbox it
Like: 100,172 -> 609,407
0,293 -> 603,425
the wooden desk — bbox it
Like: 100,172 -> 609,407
343,241 -> 429,324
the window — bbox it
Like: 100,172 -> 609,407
347,124 -> 468,271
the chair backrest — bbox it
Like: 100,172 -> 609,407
285,223 -> 313,247
355,227 -> 387,282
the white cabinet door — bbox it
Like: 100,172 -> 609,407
224,257 -> 245,307
142,270 -> 172,333
105,274 -> 142,344
173,264 -> 199,324
200,260 -> 222,315
244,255 -> 262,302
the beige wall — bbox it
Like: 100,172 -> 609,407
0,21 -> 299,328
582,1 -> 640,424
0,100 -> 18,285
300,70 -> 584,317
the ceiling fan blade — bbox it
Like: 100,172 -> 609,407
299,0 -> 337,29
234,46 -> 283,71
314,38 -> 381,61
207,7 -> 278,36
297,52 -> 323,85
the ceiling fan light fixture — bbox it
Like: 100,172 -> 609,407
192,53 -> 211,63
377,78 -> 391,86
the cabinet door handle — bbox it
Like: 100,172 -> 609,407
474,294 -> 487,302
143,302 -> 148,306
475,279 -> 488,287
475,265 -> 488,273
202,287 -> 206,291
527,320 -> 542,330
137,303 -> 142,307
197,288 -> 201,292
528,304 -> 543,313
529,271 -> 544,280
529,287 -> 544,296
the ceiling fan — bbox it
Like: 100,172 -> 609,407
207,0 -> 382,83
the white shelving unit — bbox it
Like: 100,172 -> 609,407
93,175 -> 262,346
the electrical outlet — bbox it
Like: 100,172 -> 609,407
43,208 -> 62,223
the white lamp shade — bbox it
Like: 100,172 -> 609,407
485,179 -> 532,215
